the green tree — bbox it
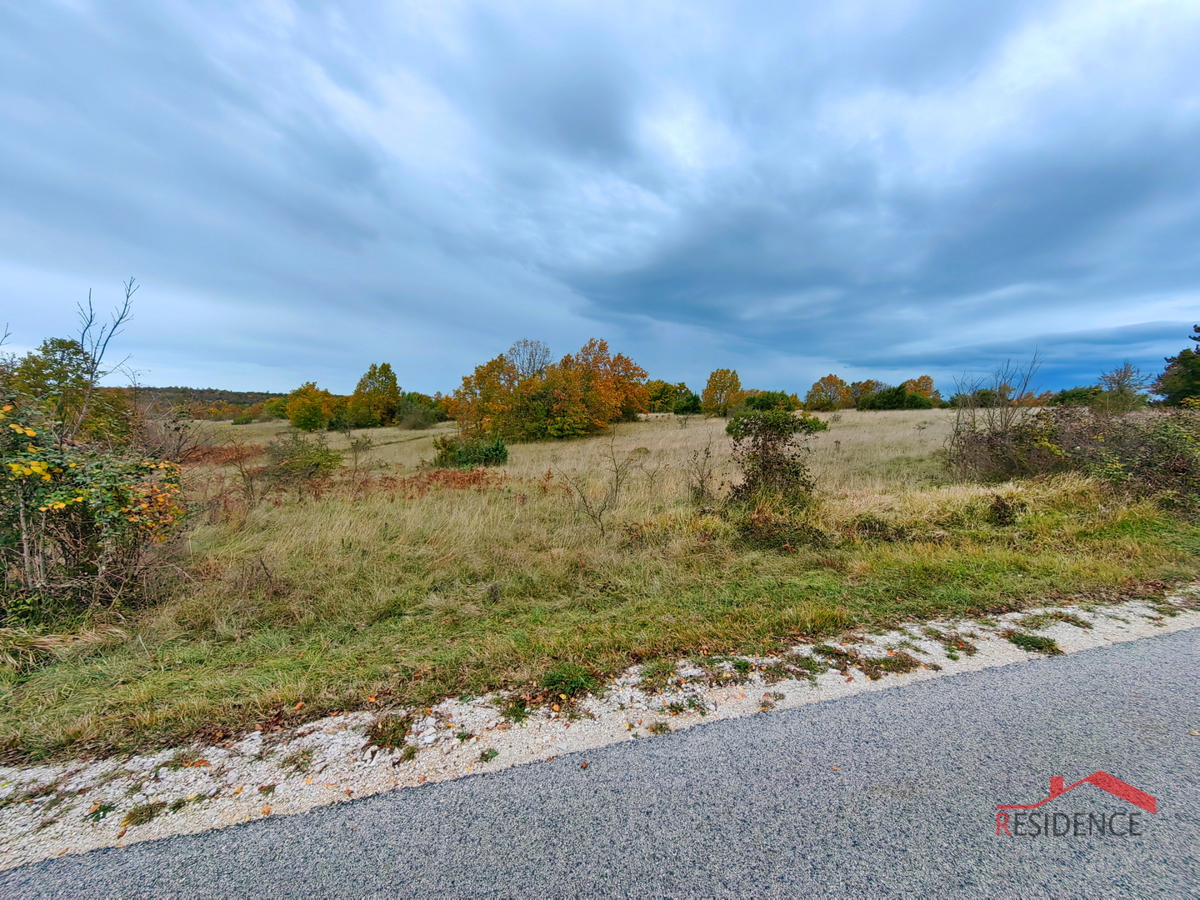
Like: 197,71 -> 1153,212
745,390 -> 799,411
286,383 -> 337,432
1153,326 -> 1200,407
701,369 -> 745,418
348,362 -> 402,427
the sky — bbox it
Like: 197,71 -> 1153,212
2,0 -> 1199,397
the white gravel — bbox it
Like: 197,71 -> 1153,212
2,590 -> 1198,872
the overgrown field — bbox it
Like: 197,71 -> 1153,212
3,410 -> 1197,761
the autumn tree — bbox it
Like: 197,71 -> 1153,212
903,375 -> 940,404
348,362 -> 402,427
286,382 -> 338,432
449,339 -> 648,440
804,375 -> 851,412
701,369 -> 745,418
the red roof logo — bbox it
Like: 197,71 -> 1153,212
997,772 -> 1157,814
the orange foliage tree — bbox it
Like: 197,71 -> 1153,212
449,339 -> 648,440
903,375 -> 940,404
805,374 -> 852,411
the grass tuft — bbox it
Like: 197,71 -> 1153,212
1004,631 -> 1063,655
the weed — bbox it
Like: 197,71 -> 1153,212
501,698 -> 529,724
647,722 -> 671,735
258,784 -> 276,797
121,801 -> 167,827
540,663 -> 597,698
400,745 -> 418,762
479,748 -> 499,763
812,645 -> 923,680
281,748 -> 314,775
1004,631 -> 1063,655
366,714 -> 413,749
1017,611 -> 1091,631
455,731 -> 472,743
84,802 -> 114,823
637,659 -> 677,693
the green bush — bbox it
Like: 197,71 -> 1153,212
263,433 -> 343,488
858,385 -> 933,410
431,436 -> 509,468
231,415 -> 253,425
745,391 -> 799,412
726,410 -> 821,505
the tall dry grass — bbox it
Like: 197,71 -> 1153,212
2,410 -> 1195,760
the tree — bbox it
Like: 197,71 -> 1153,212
646,380 -> 695,413
849,379 -> 885,407
903,375 -> 940,405
1152,326 -> 1200,407
1096,362 -> 1150,414
286,382 -> 338,432
745,390 -> 799,411
805,375 -> 851,411
701,369 -> 745,417
348,362 -> 402,427
858,384 -> 933,410
506,340 -> 552,380
448,339 -> 647,440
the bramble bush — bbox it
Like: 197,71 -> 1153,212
432,435 -> 509,469
725,410 -> 823,505
949,406 -> 1200,514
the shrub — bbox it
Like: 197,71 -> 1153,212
231,415 -> 253,426
1,393 -> 185,618
949,407 -> 1200,513
726,410 -> 821,505
263,433 -> 343,490
858,385 -> 933,410
745,391 -> 799,412
431,435 -> 508,468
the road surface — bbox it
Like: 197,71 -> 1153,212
4,627 -> 1197,898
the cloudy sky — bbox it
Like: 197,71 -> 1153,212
2,0 -> 1198,396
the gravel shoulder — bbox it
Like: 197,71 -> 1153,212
2,591 -> 1198,875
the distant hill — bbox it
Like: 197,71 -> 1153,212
130,386 -> 286,407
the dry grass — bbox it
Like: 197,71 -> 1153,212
2,411 -> 1196,761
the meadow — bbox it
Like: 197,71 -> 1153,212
2,409 -> 1196,761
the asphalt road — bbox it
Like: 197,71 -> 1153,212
4,628 -> 1198,899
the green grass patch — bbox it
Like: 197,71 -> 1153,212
0,469 -> 1195,763
1004,631 -> 1063,655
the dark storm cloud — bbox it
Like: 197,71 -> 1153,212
1,0 -> 1198,394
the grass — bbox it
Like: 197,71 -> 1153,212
1,411 -> 1197,762
1004,632 -> 1064,655
121,801 -> 167,828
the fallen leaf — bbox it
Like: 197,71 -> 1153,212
832,766 -> 840,771
293,701 -> 305,710
117,827 -> 127,838
1189,729 -> 1200,737
552,704 -> 561,712
87,801 -> 102,815
844,677 -> 854,683
367,696 -> 377,703
580,762 -> 588,769
305,778 -> 314,784
559,694 -> 567,701
261,806 -> 271,815
232,786 -> 243,795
